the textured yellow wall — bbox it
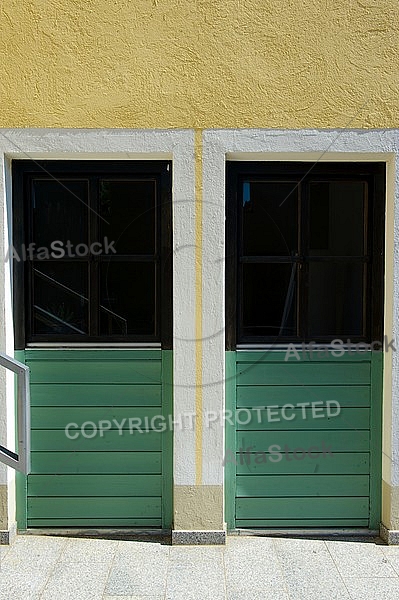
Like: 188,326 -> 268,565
0,0 -> 398,129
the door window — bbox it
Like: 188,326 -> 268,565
12,161 -> 172,347
226,162 -> 385,347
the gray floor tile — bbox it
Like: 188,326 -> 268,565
3,533 -> 399,600
106,561 -> 168,596
224,537 -> 285,594
104,597 -> 164,600
117,540 -> 170,563
59,537 -> 118,565
106,540 -> 169,596
0,544 -> 11,562
0,572 -> 44,600
169,545 -> 224,563
326,540 -> 396,578
275,538 -> 341,579
380,545 -> 399,576
166,563 -> 225,598
1,535 -> 66,573
166,589 -> 225,600
344,577 -> 399,599
227,592 -> 289,600
283,575 -> 351,600
0,535 -> 67,599
166,592 -> 225,600
166,545 -> 226,599
40,561 -> 110,600
274,537 -> 329,556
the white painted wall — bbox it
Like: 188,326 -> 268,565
0,127 -> 397,530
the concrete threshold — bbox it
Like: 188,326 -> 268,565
231,528 -> 382,543
20,527 -> 172,544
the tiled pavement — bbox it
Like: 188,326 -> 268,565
1,533 -> 399,599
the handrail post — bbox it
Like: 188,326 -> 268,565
0,353 -> 30,474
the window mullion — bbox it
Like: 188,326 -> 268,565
89,177 -> 99,337
298,180 -> 308,340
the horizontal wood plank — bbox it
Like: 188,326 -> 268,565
235,430 -> 369,453
28,497 -> 161,519
236,497 -> 369,519
25,350 -> 162,361
237,363 -> 370,386
235,519 -> 369,527
27,360 -> 161,384
31,429 -> 162,451
236,475 -> 369,497
27,518 -> 162,527
30,384 -> 162,407
236,408 -> 369,430
30,451 -> 162,474
235,452 -> 370,475
237,386 -> 370,408
28,475 -> 162,497
237,351 -> 373,363
31,407 -> 164,429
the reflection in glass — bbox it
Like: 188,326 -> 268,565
32,262 -> 88,335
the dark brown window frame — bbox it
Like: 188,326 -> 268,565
226,161 -> 385,349
12,160 -> 172,349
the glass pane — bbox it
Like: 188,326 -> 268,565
309,181 -> 365,256
99,180 -> 156,255
32,262 -> 88,335
32,179 -> 88,248
242,181 -> 298,256
100,262 -> 156,336
308,262 -> 364,337
242,263 -> 297,337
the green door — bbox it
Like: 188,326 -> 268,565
13,160 -> 173,528
225,162 -> 385,530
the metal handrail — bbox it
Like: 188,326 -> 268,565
0,353 -> 30,474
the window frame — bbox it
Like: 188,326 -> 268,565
226,161 -> 385,349
12,160 -> 172,349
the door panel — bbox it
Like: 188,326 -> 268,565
227,350 -> 381,529
18,349 -> 172,529
226,162 -> 384,530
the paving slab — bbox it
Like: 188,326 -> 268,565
380,545 -> 399,577
326,539 -> 396,578
106,541 -> 169,597
60,537 -> 119,565
224,537 -> 287,597
167,546 -> 225,599
283,573 -> 351,600
0,533 -> 398,600
343,576 -> 399,599
40,561 -> 111,600
274,537 -> 341,579
0,535 -> 67,599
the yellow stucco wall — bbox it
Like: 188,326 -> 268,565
0,0 -> 398,129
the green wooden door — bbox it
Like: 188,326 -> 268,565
12,160 -> 174,529
226,350 -> 382,529
17,349 -> 172,529
225,162 -> 385,530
